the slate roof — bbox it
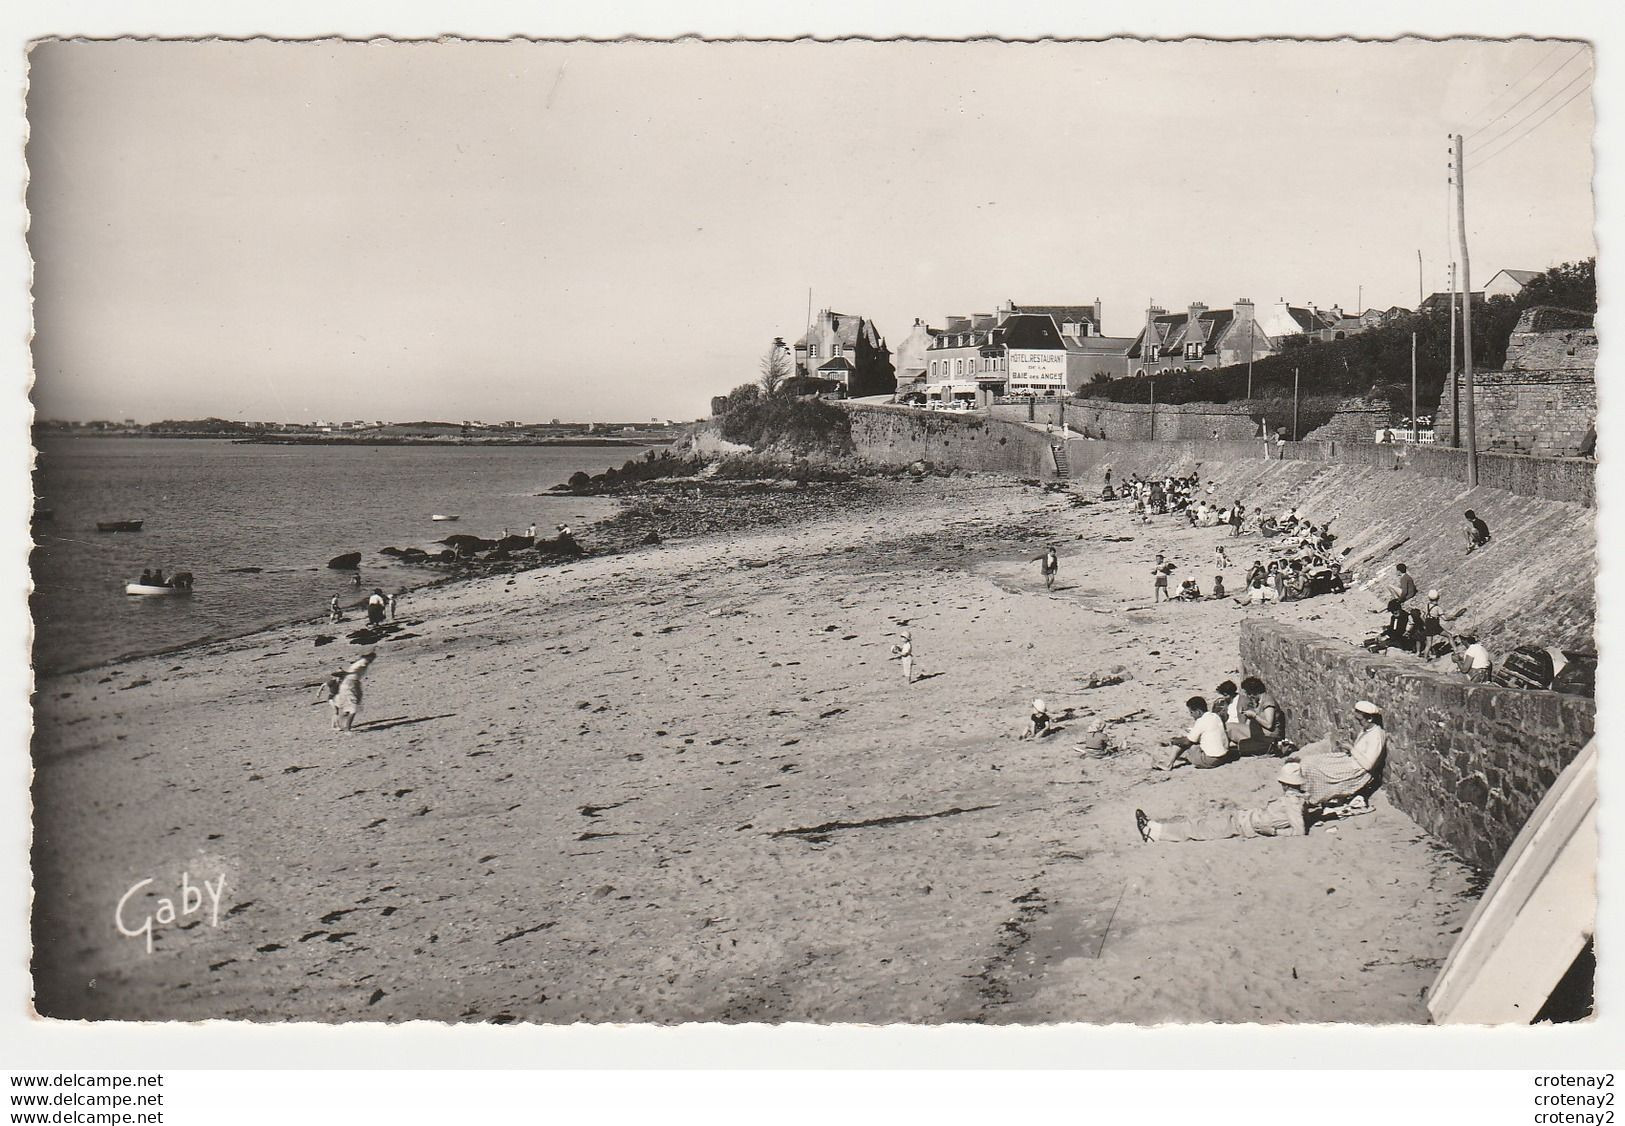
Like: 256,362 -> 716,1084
795,312 -> 884,351
1128,309 -> 1236,358
1007,303 -> 1100,327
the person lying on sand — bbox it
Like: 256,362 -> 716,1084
1136,762 -> 1307,842
1154,695 -> 1234,771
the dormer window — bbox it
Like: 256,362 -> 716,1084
1147,345 -> 1161,362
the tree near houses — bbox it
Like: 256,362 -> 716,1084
760,337 -> 794,396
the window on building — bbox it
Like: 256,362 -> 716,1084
1147,345 -> 1160,362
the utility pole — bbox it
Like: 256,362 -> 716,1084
1448,260 -> 1458,447
1411,332 -> 1418,442
1292,368 -> 1299,442
1454,133 -> 1479,486
1358,284 -> 1363,315
804,288 -> 813,379
1417,249 -> 1424,307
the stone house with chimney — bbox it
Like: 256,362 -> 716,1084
891,318 -> 942,398
794,309 -> 895,398
1126,299 -> 1339,376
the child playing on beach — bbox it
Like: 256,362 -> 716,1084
1211,574 -> 1226,599
1135,761 -> 1307,843
1032,545 -> 1059,591
317,652 -> 376,733
1021,698 -> 1053,739
889,631 -> 915,684
328,595 -> 343,623
1214,544 -> 1229,571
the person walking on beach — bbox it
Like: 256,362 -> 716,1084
366,588 -> 387,626
328,594 -> 343,624
527,523 -> 538,542
388,590 -> 400,621
1032,545 -> 1059,591
317,652 -> 376,733
889,631 -> 915,684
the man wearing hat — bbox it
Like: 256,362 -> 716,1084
1285,699 -> 1389,808
1135,760 -> 1308,843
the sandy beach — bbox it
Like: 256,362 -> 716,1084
31,468 -> 1484,1024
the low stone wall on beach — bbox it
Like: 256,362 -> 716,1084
844,403 -> 1060,478
1240,620 -> 1594,871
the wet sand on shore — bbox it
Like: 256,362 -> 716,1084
31,472 -> 1478,1024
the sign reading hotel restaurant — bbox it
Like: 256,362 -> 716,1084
1007,349 -> 1066,387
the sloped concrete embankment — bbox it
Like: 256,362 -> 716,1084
1063,442 -> 1595,653
845,405 -> 1593,649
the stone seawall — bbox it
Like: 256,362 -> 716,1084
843,403 -> 1059,478
1239,621 -> 1594,870
1061,397 -> 1391,443
849,403 -> 1595,508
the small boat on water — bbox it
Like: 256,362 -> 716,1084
431,514 -> 461,522
126,572 -> 193,597
97,519 -> 144,533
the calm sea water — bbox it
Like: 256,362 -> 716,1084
30,437 -> 654,675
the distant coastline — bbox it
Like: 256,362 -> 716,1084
36,429 -> 683,448
235,435 -> 680,448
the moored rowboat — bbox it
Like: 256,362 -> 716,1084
430,514 -> 461,522
97,520 -> 144,533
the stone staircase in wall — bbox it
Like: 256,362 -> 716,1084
1050,443 -> 1071,480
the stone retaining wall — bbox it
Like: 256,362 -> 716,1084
1239,620 -> 1594,870
843,403 -> 1059,478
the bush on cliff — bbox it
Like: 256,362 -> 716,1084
717,391 -> 853,455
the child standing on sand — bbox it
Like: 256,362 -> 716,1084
889,631 -> 915,684
1152,555 -> 1173,602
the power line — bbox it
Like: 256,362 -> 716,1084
1462,42 -> 1566,139
1469,78 -> 1593,172
1469,42 -> 1579,142
1475,57 -> 1586,155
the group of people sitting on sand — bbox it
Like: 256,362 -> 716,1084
1104,471 -> 1204,521
1138,678 -> 1390,844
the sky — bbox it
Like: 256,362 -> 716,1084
26,37 -> 1597,424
